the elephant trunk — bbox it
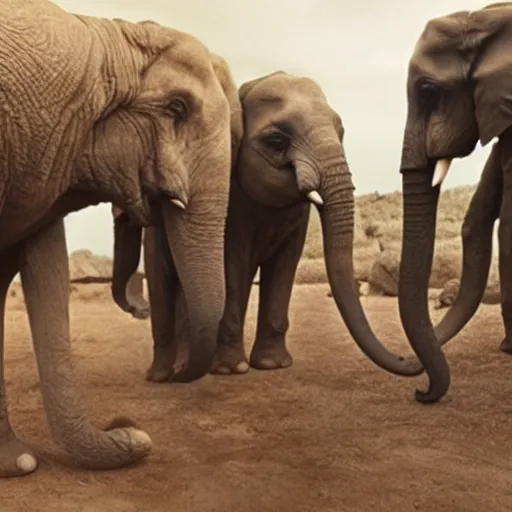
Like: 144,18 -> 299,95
162,197 -> 227,382
434,143 -> 502,345
111,213 -> 145,317
398,168 -> 450,403
318,164 -> 423,376
434,214 -> 495,344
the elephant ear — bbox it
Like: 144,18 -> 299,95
210,53 -> 244,166
332,111 -> 345,143
238,71 -> 287,104
470,6 -> 512,145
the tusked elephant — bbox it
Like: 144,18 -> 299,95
0,1 -> 232,477
397,2 -> 512,404
111,52 -> 244,381
113,71 -> 425,382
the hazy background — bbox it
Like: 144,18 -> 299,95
55,0 -> 493,256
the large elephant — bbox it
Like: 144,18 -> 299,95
0,1 -> 232,477
397,3 -> 512,404
114,71 -> 425,381
111,52 -> 244,382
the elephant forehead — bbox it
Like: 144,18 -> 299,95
245,97 -> 333,134
158,36 -> 215,84
250,74 -> 327,102
409,14 -> 471,85
137,55 -> 226,117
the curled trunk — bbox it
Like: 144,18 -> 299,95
398,169 -> 450,403
319,168 -> 423,377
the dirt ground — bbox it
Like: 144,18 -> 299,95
2,283 -> 512,511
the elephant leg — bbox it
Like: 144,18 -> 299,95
210,259 -> 256,375
19,219 -> 151,470
144,228 -> 180,382
250,222 -> 308,370
498,169 -> 512,354
0,249 -> 38,478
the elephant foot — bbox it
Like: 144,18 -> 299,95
499,337 -> 512,354
210,343 -> 249,375
146,345 -> 177,383
0,432 -> 38,478
250,342 -> 293,370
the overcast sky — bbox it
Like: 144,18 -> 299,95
55,0 -> 493,256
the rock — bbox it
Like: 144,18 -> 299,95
435,277 -> 502,310
68,249 -> 113,283
435,278 -> 459,309
367,244 -> 462,297
368,250 -> 400,296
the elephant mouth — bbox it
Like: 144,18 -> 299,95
136,181 -> 188,227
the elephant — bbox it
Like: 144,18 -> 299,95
113,70 -> 426,382
0,1 -> 232,477
111,52 -> 244,381
396,2 -> 512,404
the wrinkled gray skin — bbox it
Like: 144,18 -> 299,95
0,1 -> 231,477
111,53 -> 244,381
397,3 -> 512,404
115,71 -> 426,381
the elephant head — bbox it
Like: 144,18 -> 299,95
110,52 -> 244,381
235,72 -> 422,376
398,3 -> 512,403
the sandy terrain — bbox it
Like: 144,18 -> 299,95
2,283 -> 512,511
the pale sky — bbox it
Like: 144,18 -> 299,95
56,0 -> 493,256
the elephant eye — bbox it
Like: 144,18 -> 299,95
168,98 -> 189,122
261,132 -> 290,153
418,81 -> 442,111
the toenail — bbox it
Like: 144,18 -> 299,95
16,453 -> 37,473
236,362 -> 249,372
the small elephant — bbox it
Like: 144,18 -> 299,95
0,2 -> 232,477
113,71 -> 424,382
396,3 -> 512,403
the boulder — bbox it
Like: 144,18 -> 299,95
68,249 -> 113,283
435,277 -> 502,309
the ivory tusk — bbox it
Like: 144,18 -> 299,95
432,158 -> 452,187
170,198 -> 186,210
307,190 -> 324,205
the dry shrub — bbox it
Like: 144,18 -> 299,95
70,283 -> 112,302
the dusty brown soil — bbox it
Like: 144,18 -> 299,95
3,283 -> 512,511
